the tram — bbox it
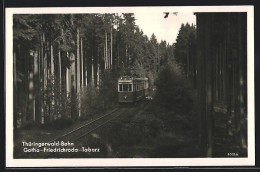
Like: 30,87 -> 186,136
118,76 -> 148,103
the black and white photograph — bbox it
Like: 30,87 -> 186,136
5,6 -> 254,167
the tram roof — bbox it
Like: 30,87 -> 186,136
118,76 -> 148,82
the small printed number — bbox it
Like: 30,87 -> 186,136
227,153 -> 239,156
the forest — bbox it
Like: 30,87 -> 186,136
13,11 -> 248,159
13,13 -> 203,159
13,13 -> 181,129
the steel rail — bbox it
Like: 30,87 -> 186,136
16,108 -> 120,158
39,108 -> 119,148
46,101 -> 150,158
45,110 -> 123,158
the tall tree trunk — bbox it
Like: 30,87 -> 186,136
238,13 -> 247,150
40,32 -> 44,124
66,52 -> 71,97
116,18 -> 120,69
46,41 -> 51,122
85,42 -> 88,87
70,53 -> 76,120
104,43 -> 106,70
91,58 -> 94,86
38,47 -> 41,124
58,29 -> 63,119
33,51 -> 39,123
226,14 -> 233,138
205,14 -> 213,157
97,62 -> 100,87
117,43 -> 119,69
50,43 -> 55,120
125,45 -> 128,69
43,32 -> 48,123
13,48 -> 17,129
50,44 -> 54,75
105,31 -> 108,69
22,47 -> 28,126
81,38 -> 84,89
76,28 -> 81,117
111,26 -> 113,69
58,43 -> 62,118
196,14 -> 207,155
108,46 -> 110,70
27,51 -> 34,123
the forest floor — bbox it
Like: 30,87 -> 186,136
14,98 -> 246,159
13,99 -> 203,158
13,107 -> 118,158
213,111 -> 248,157
46,100 -> 203,158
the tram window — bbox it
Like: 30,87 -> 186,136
122,84 -> 128,91
119,84 -> 132,92
119,84 -> 123,91
129,84 -> 132,91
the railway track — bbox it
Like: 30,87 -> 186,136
44,107 -> 127,158
17,100 -> 150,158
17,107 -> 123,158
53,100 -> 150,158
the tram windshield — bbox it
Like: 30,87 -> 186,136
119,84 -> 132,92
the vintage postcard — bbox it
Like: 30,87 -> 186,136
5,6 -> 254,167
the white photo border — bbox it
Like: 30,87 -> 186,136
5,6 -> 255,167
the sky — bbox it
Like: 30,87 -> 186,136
134,12 -> 196,45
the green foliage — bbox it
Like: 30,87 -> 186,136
99,71 -> 119,107
174,23 -> 196,75
79,86 -> 100,120
13,15 -> 38,42
154,62 -> 195,114
105,112 -> 164,149
95,101 -> 200,157
79,71 -> 118,120
13,13 -> 175,128
40,75 -> 73,123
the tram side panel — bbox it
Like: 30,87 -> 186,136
136,89 -> 145,101
134,80 -> 146,101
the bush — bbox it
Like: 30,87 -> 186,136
79,71 -> 119,120
98,71 -> 119,108
40,74 -> 74,122
79,86 -> 100,120
154,62 -> 195,114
